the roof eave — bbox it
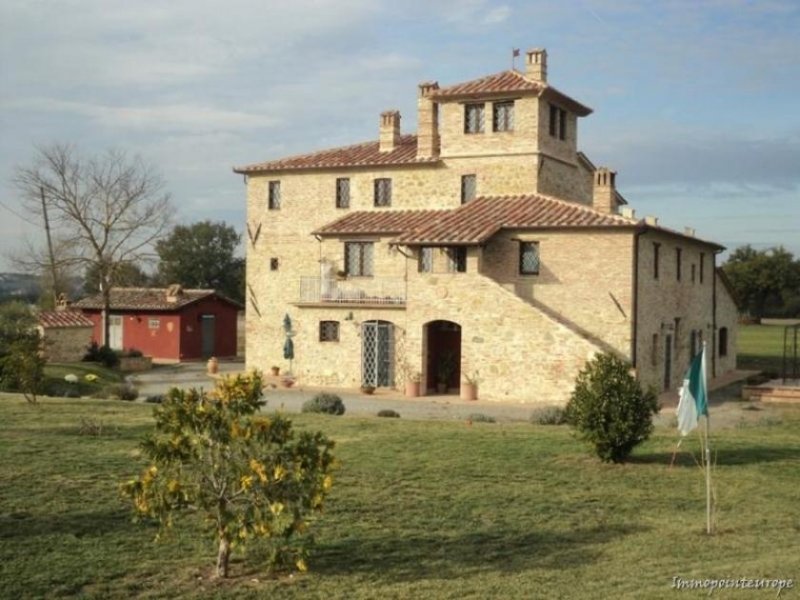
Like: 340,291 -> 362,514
636,223 -> 725,251
541,87 -> 593,117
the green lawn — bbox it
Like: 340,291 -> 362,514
737,324 -> 793,375
1,396 -> 799,599
42,362 -> 125,397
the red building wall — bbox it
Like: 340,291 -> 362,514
81,295 -> 238,361
177,296 -> 239,360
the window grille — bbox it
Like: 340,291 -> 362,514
519,241 -> 540,275
336,178 -> 350,208
345,242 -> 374,277
268,181 -> 281,209
493,101 -> 514,132
464,103 -> 485,133
319,321 -> 340,342
419,247 -> 433,272
373,178 -> 392,207
461,175 -> 476,204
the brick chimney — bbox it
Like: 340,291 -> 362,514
592,167 -> 619,214
379,110 -> 401,153
525,48 -> 547,82
416,81 -> 440,159
166,284 -> 183,303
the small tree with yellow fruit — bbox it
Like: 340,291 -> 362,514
121,371 -> 336,578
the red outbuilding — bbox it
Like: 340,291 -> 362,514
73,285 -> 241,361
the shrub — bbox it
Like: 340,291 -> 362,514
377,409 -> 400,418
83,342 -> 119,368
302,393 -> 345,416
105,383 -> 139,401
467,413 -> 496,423
564,353 -> 659,463
77,417 -> 116,437
145,394 -> 164,404
121,372 -> 336,578
0,302 -> 45,403
530,405 -> 567,425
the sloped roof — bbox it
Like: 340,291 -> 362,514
313,209 -> 450,236
432,69 -> 592,116
432,70 -> 544,97
315,194 -> 636,246
72,287 -> 236,311
234,134 -> 438,174
38,310 -> 94,329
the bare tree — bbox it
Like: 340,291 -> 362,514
13,143 -> 174,345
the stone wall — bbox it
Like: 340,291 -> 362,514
635,230 -> 721,392
40,326 -> 92,363
715,271 -> 739,375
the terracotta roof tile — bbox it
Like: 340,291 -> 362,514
431,70 -> 544,97
315,195 -> 636,245
234,134 -> 437,174
73,287 -> 219,311
394,195 -> 635,245
313,209 -> 450,236
38,310 -> 94,328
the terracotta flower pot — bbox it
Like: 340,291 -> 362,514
405,381 -> 420,398
460,382 -> 477,401
207,357 -> 219,375
271,366 -> 280,376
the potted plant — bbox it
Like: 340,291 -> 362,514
405,371 -> 421,398
461,370 -> 480,401
361,384 -> 376,395
336,269 -> 347,281
270,365 -> 280,376
436,351 -> 456,394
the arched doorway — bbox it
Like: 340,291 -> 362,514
361,320 -> 395,387
424,320 -> 461,394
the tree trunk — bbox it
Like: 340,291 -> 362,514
215,535 -> 231,578
102,285 -> 111,348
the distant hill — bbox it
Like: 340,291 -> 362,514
0,273 -> 40,302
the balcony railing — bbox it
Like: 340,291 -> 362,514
298,276 -> 406,306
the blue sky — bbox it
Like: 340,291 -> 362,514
1,0 -> 798,271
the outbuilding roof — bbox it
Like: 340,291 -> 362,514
73,287 -> 241,311
37,310 -> 94,329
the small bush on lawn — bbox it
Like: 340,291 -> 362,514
145,394 -> 164,404
83,342 -> 119,369
468,413 -> 496,423
530,405 -> 567,425
121,372 -> 336,578
377,409 -> 400,418
302,393 -> 345,416
564,353 -> 659,463
77,417 -> 116,437
105,383 -> 139,401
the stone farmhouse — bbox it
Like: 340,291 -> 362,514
234,48 -> 738,404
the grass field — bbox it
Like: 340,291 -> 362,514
737,324 -> 794,375
1,396 -> 799,599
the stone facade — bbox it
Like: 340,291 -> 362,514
237,48 -> 737,404
39,325 -> 93,363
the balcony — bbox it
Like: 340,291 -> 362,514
296,276 -> 406,307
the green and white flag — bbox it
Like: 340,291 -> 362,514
677,347 -> 709,436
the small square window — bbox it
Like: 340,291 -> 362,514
268,181 -> 281,209
270,258 -> 279,271
374,178 -> 392,207
493,101 -> 514,132
464,103 -> 485,134
319,321 -> 339,342
519,241 -> 540,275
461,174 -> 476,204
336,178 -> 350,209
419,247 -> 433,273
148,318 -> 160,329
